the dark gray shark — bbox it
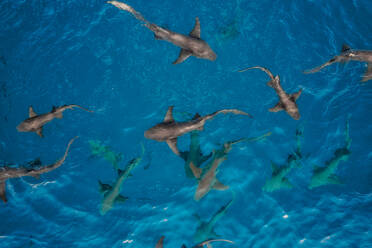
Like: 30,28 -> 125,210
239,66 -> 302,120
0,136 -> 78,203
144,106 -> 251,156
17,105 -> 93,137
155,236 -> 234,248
193,195 -> 235,243
107,1 -> 217,64
304,45 -> 372,82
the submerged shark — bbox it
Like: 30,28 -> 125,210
304,45 -> 372,82
239,66 -> 302,120
17,105 -> 93,137
155,236 -> 234,248
99,144 -> 144,215
309,118 -> 351,189
190,139 -> 244,201
144,106 -> 251,156
179,131 -> 212,178
0,137 -> 78,203
262,126 -> 303,192
89,140 -> 123,169
193,195 -> 235,243
107,1 -> 217,64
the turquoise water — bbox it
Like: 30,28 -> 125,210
0,0 -> 371,247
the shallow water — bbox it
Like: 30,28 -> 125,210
0,0 -> 371,247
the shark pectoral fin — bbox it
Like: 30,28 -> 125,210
361,63 -> 372,82
291,89 -> 302,101
282,178 -> 293,189
55,112 -> 63,119
98,180 -> 113,194
173,49 -> 192,64
155,236 -> 165,248
213,180 -> 229,191
189,162 -> 202,179
36,128 -> 43,138
0,181 -> 7,203
29,106 -> 37,118
166,138 -> 180,155
115,194 -> 128,203
269,102 -> 284,112
164,106 -> 175,122
342,44 -> 351,52
328,175 -> 342,185
189,17 -> 201,38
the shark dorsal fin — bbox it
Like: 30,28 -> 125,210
192,113 -> 201,120
51,106 -> 57,112
342,44 -> 351,53
164,106 -> 174,122
0,181 -> 7,203
166,138 -> 180,155
155,236 -> 165,248
173,49 -> 192,64
29,106 -> 37,118
213,180 -> 229,190
290,89 -> 302,102
36,127 -> 43,138
189,17 -> 201,38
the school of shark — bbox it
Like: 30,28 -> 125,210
1,0 -> 369,247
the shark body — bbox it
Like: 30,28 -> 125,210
190,139 -> 244,201
309,119 -> 351,189
17,105 -> 93,137
144,106 -> 250,156
239,66 -> 302,120
0,137 -> 78,203
305,45 -> 372,82
107,1 -> 217,64
99,144 -> 144,215
193,196 -> 235,243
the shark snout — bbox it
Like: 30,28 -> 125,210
16,122 -> 27,132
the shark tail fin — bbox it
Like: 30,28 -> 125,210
107,1 -> 149,25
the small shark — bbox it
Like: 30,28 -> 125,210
17,105 -> 93,137
193,195 -> 235,243
304,44 -> 372,82
0,136 -> 78,203
239,66 -> 302,120
190,139 -> 244,201
99,144 -> 144,215
179,131 -> 212,179
155,236 -> 234,248
262,127 -> 303,192
309,118 -> 351,189
144,106 -> 251,156
89,140 -> 123,169
107,1 -> 217,64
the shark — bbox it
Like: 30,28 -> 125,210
239,66 -> 302,120
0,136 -> 78,203
17,105 -> 93,137
107,1 -> 217,64
179,131 -> 212,178
99,144 -> 145,215
304,44 -> 372,82
193,195 -> 235,244
144,106 -> 251,156
89,140 -> 123,169
262,126 -> 303,192
190,139 -> 244,201
155,236 -> 234,248
309,118 -> 351,189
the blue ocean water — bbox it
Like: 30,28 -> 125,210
0,0 -> 371,247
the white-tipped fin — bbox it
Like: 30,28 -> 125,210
164,106 -> 174,122
29,106 -> 37,118
0,181 -> 7,203
189,17 -> 201,38
269,102 -> 284,112
166,138 -> 179,155
173,49 -> 192,64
